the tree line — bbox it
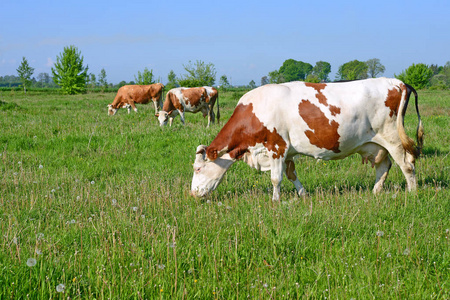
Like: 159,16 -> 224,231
4,45 -> 450,94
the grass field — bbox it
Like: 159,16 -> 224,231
0,87 -> 449,299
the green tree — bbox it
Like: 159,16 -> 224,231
336,60 -> 368,81
278,59 -> 312,82
36,72 -> 51,88
395,63 -> 433,89
165,70 -> 177,89
268,70 -> 284,83
366,58 -> 385,78
178,60 -> 216,87
16,57 -> 35,93
312,61 -> 331,82
261,76 -> 269,86
305,74 -> 321,83
134,67 -> 154,85
51,45 -> 89,94
88,73 -> 97,89
219,75 -> 230,90
248,80 -> 256,89
98,68 -> 108,91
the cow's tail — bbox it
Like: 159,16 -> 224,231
397,83 -> 424,159
216,93 -> 220,124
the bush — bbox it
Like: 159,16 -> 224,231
395,63 -> 433,90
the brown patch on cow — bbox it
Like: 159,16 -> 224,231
329,105 -> 341,116
285,160 -> 297,181
298,100 -> 341,153
181,87 -> 206,107
206,103 -> 287,161
385,86 -> 402,117
305,82 -> 328,106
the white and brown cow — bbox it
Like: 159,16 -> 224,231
107,83 -> 164,115
156,86 -> 219,127
191,78 -> 424,201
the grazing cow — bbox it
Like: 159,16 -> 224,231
156,86 -> 219,127
107,83 -> 164,115
191,78 -> 423,201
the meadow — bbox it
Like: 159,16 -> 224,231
0,87 -> 449,299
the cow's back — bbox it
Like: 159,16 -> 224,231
235,78 -> 405,160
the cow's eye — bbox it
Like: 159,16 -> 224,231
194,167 -> 201,173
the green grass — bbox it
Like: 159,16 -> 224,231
0,89 -> 449,299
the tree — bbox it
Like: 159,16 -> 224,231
248,80 -> 256,89
278,59 -> 313,82
312,61 -> 331,82
98,68 -> 108,91
37,72 -> 51,88
134,67 -> 154,85
88,73 -> 97,89
219,75 -> 230,90
305,74 -> 321,83
366,58 -> 385,78
336,60 -> 368,81
268,70 -> 284,83
261,76 -> 269,86
51,45 -> 89,94
165,70 -> 177,89
177,60 -> 216,87
395,63 -> 433,89
16,57 -> 35,93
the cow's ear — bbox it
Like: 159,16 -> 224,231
206,148 -> 218,161
168,110 -> 174,116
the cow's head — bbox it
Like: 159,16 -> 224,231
107,104 -> 117,116
190,145 -> 234,198
155,110 -> 173,126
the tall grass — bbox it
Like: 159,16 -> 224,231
0,89 -> 449,298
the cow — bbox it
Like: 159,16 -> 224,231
156,86 -> 219,127
107,83 -> 164,115
191,78 -> 424,201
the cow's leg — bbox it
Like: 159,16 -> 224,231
130,102 -> 138,113
285,159 -> 306,197
179,111 -> 186,125
152,100 -> 158,114
270,159 -> 284,201
385,145 -> 417,191
373,155 -> 392,194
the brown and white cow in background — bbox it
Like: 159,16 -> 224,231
156,86 -> 219,127
107,83 -> 164,115
191,78 -> 424,201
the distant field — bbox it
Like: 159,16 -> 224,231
0,88 -> 449,299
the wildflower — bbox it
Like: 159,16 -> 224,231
18,161 -> 22,165
403,248 -> 410,256
51,189 -> 55,193
56,283 -> 65,293
70,219 -> 76,224
376,230 -> 384,237
111,199 -> 117,206
132,206 -> 138,212
90,181 -> 95,185
36,249 -> 42,255
39,164 -> 43,169
386,253 -> 392,258
26,258 -> 37,267
157,264 -> 165,270
263,283 -> 268,288
217,202 -> 223,207
36,233 -> 44,240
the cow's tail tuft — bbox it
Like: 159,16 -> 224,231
397,83 -> 424,159
216,92 -> 220,124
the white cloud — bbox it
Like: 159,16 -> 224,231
46,57 -> 54,67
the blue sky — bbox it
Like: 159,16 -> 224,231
1,0 -> 449,85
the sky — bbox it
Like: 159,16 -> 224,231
1,0 -> 449,86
